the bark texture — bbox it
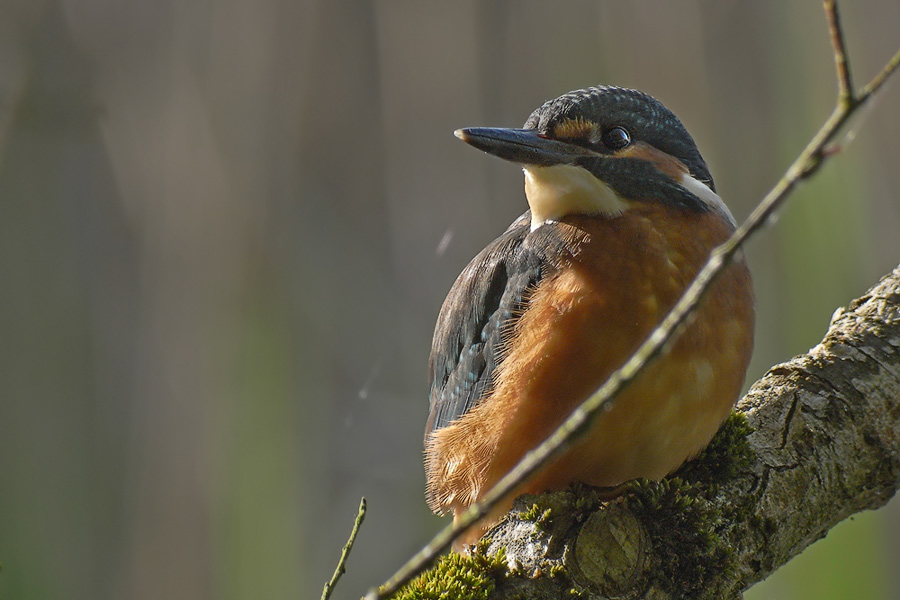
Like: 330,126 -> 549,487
478,264 -> 900,599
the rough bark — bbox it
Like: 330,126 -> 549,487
478,264 -> 900,599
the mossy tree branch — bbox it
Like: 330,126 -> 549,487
465,264 -> 900,599
384,266 -> 900,599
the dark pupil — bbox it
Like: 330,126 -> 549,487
602,126 -> 630,150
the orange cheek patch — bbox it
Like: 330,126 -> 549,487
616,141 -> 690,180
552,117 -> 597,141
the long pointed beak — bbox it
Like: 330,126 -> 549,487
454,127 -> 598,166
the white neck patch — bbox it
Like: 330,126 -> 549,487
523,163 -> 736,231
677,173 -> 736,226
524,164 -> 629,231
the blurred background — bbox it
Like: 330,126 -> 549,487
0,1 -> 898,599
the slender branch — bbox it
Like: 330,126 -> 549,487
366,2 -> 900,597
825,0 -> 854,105
321,497 -> 366,600
860,45 -> 900,101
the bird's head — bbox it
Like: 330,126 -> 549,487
455,86 -> 732,230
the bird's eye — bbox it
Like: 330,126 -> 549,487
601,126 -> 631,150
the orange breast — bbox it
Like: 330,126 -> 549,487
425,205 -> 755,541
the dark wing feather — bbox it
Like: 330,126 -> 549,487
426,212 -> 578,439
425,212 -> 532,438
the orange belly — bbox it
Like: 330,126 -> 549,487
425,206 -> 755,543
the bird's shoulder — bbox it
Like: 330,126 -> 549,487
425,212 -> 584,439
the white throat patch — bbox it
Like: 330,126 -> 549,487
524,164 -> 629,231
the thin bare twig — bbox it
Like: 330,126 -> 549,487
321,497 -> 366,600
825,0 -> 854,105
366,2 -> 900,598
861,42 -> 900,101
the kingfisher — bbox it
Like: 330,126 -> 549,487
424,85 -> 755,546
